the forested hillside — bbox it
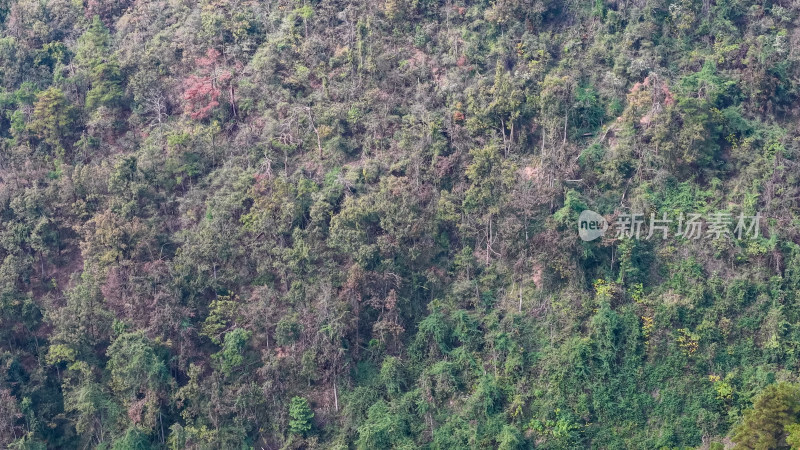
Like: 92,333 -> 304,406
2,0 -> 800,448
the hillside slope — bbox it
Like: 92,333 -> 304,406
2,0 -> 800,448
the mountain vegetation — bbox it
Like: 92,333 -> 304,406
2,0 -> 800,448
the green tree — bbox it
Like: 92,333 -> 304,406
76,15 -> 125,139
732,383 -> 800,449
497,424 -> 524,450
28,87 -> 77,157
289,396 -> 314,437
355,400 -> 412,449
106,331 -> 169,400
85,60 -> 124,112
212,328 -> 251,376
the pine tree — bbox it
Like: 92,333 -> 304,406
732,383 -> 800,449
288,396 -> 314,436
77,17 -> 124,113
28,87 -> 77,157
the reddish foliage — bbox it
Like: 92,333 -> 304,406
661,83 -> 675,106
183,48 -> 232,120
196,48 -> 221,67
127,397 -> 147,424
630,75 -> 674,106
183,75 -> 220,120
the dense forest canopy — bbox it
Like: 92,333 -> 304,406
2,0 -> 800,448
